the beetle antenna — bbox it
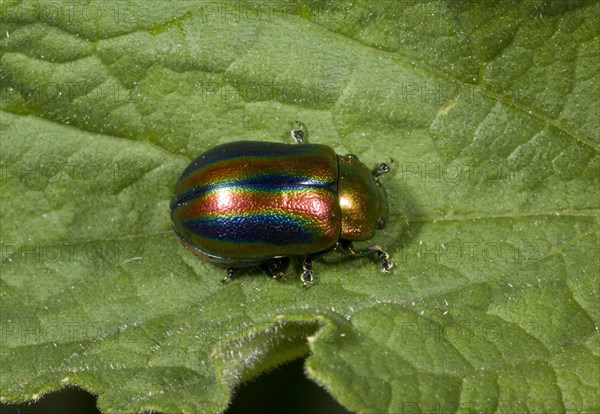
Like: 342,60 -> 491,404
373,162 -> 390,178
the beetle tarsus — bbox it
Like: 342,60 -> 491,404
377,250 -> 393,273
338,241 -> 393,274
301,257 -> 314,287
222,268 -> 236,284
291,120 -> 307,144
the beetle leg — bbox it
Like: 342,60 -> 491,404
221,268 -> 236,284
338,240 -> 393,273
376,250 -> 393,273
300,257 -> 314,287
291,120 -> 308,144
259,257 -> 290,280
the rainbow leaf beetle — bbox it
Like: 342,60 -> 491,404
170,121 -> 392,286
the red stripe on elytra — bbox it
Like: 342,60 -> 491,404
180,188 -> 339,227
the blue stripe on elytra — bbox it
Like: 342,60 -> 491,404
181,142 -> 322,178
183,215 -> 314,245
173,174 -> 336,207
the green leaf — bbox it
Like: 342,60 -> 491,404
1,1 -> 598,413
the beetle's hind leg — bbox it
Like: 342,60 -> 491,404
291,121 -> 308,144
259,257 -> 291,280
338,240 -> 393,273
300,257 -> 314,287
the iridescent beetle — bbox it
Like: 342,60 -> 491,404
170,122 -> 392,286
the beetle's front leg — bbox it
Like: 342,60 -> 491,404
338,240 -> 393,273
300,257 -> 314,287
